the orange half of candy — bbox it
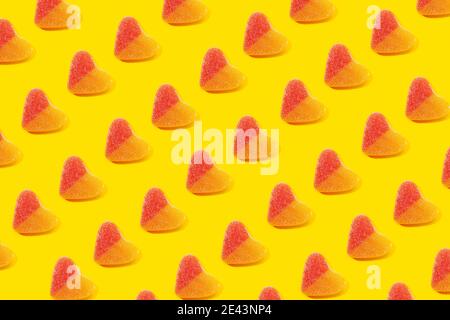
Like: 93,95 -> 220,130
362,113 -> 407,158
115,17 -> 159,62
394,181 -> 439,226
200,48 -> 245,93
176,255 -> 220,299
222,221 -> 266,266
268,183 -> 312,228
22,89 -> 67,133
314,149 -> 359,194
141,188 -> 186,232
244,13 -> 288,57
51,257 -> 96,300
0,244 -> 14,268
282,79 -> 326,124
407,78 -> 449,122
14,190 -> 59,235
68,51 -> 112,96
0,19 -> 33,64
325,44 -> 369,89
302,253 -> 346,298
290,0 -> 335,23
417,0 -> 450,17
35,0 -> 71,30
347,215 -> 392,260
163,0 -> 208,25
94,222 -> 139,267
371,10 -> 416,55
0,132 -> 21,167
59,156 -> 104,201
153,85 -> 196,129
106,119 -> 149,163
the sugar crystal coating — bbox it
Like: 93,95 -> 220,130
35,0 -> 62,22
302,253 -> 329,290
141,188 -> 169,225
14,190 -> 41,228
372,10 -> 399,47
137,290 -> 156,300
200,48 -> 227,86
23,89 -> 50,125
60,157 -> 87,194
68,51 -> 96,88
0,19 -> 15,47
51,257 -> 76,295
176,255 -> 203,291
291,0 -> 311,14
363,113 -> 390,150
244,13 -> 271,50
325,44 -> 352,82
314,149 -> 342,186
222,221 -> 250,258
106,119 -> 133,155
433,249 -> 450,286
94,222 -> 122,259
388,283 -> 413,300
115,17 -> 143,54
407,78 -> 433,113
347,215 -> 375,252
269,183 -> 296,219
417,0 -> 432,10
443,149 -> 450,183
259,287 -> 281,300
282,80 -> 309,117
187,150 -> 214,187
395,181 -> 421,217
153,85 -> 180,121
163,0 -> 186,18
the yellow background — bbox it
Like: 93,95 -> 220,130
0,0 -> 449,300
